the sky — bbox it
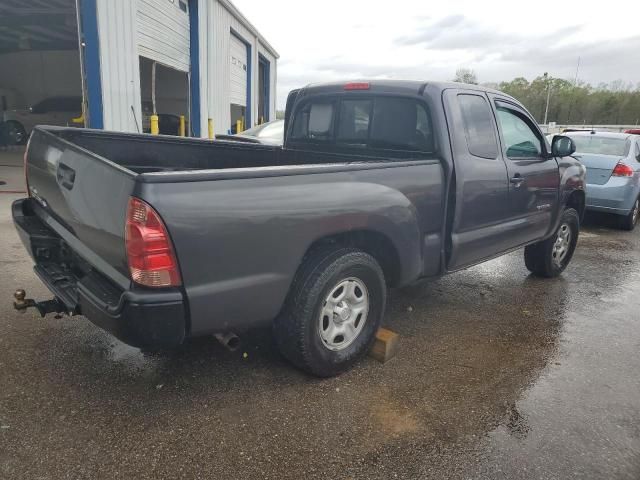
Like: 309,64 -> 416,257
233,0 -> 640,109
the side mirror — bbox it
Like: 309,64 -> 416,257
551,135 -> 576,157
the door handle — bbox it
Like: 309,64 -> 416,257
510,174 -> 525,187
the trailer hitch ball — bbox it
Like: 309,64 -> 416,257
14,289 -> 30,313
13,289 -> 66,317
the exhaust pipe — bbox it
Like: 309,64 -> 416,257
214,332 -> 240,352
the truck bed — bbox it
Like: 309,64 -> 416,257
53,127 -> 287,173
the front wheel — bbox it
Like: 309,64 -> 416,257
619,197 -> 639,231
274,247 -> 386,377
524,208 -> 580,278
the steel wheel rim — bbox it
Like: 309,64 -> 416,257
632,200 -> 639,225
552,223 -> 572,267
318,277 -> 369,351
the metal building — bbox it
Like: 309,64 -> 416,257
0,0 -> 278,142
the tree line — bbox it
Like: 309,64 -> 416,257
453,68 -> 640,125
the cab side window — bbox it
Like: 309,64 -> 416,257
496,107 -> 543,158
458,94 -> 498,159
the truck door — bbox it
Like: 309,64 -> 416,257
490,97 -> 559,246
444,89 -> 512,270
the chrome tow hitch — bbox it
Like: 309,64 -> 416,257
13,289 -> 67,318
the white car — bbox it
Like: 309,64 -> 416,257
2,96 -> 82,145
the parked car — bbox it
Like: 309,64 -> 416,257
13,80 -> 585,376
564,131 -> 640,230
624,129 -> 640,135
216,119 -> 284,145
1,96 -> 82,145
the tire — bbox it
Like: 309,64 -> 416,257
274,247 -> 386,377
5,121 -> 27,145
524,208 -> 580,278
619,197 -> 639,231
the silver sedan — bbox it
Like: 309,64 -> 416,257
565,131 -> 640,230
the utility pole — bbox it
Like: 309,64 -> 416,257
567,57 -> 581,123
543,72 -> 552,127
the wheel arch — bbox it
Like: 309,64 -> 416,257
301,230 -> 403,288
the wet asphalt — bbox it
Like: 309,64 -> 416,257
0,151 -> 639,479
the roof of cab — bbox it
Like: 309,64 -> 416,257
299,79 -> 508,98
564,131 -> 632,140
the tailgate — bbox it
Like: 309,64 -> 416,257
24,127 -> 136,286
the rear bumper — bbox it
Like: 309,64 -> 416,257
12,198 -> 187,349
585,178 -> 639,215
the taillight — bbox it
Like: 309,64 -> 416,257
344,82 -> 370,91
612,162 -> 634,177
125,197 -> 181,288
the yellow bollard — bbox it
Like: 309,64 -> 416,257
208,118 -> 215,139
150,115 -> 159,135
71,112 -> 85,125
179,115 -> 186,137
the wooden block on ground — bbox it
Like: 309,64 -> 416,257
369,328 -> 400,363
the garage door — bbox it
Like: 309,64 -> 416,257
137,0 -> 190,72
229,34 -> 247,107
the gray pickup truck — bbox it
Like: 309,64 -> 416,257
13,81 -> 585,376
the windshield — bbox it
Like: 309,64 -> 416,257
569,135 -> 629,156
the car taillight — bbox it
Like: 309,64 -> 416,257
125,197 -> 181,288
612,162 -> 634,177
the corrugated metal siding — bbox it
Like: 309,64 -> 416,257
137,0 -> 190,72
204,0 -> 255,134
95,0 -> 141,132
229,34 -> 247,106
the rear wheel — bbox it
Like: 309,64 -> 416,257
274,247 -> 386,377
524,208 -> 580,278
619,197 -> 639,231
5,121 -> 27,145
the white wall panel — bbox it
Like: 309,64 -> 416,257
137,0 -> 190,72
229,34 -> 247,106
199,0 -> 278,135
96,0 -> 142,133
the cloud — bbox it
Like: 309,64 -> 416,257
229,0 -> 640,108
395,14 -> 465,46
395,15 -> 583,52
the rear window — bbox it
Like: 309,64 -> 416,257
337,99 -> 371,143
290,101 -> 335,142
569,135 -> 630,156
290,96 -> 435,153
